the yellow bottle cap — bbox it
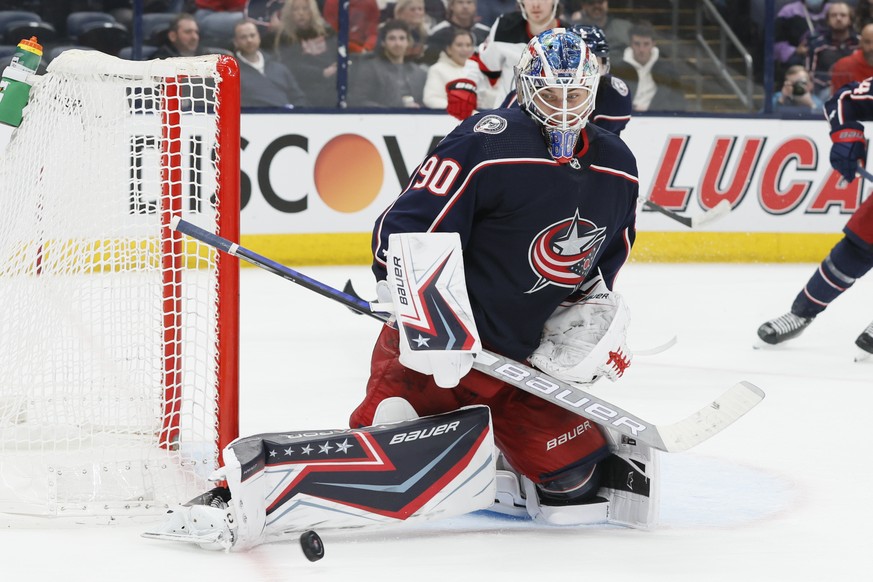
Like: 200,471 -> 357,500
18,37 -> 43,56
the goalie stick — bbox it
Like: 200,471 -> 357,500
642,198 -> 732,228
170,217 -> 764,453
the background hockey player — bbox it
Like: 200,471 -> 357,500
356,28 -> 645,526
445,0 -> 567,119
757,77 -> 873,359
501,24 -> 632,136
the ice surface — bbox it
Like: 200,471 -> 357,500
2,262 -> 871,581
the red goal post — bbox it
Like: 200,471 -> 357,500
0,51 -> 240,520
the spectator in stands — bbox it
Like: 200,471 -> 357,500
831,21 -> 873,91
152,13 -> 210,58
774,0 -> 830,68
772,64 -> 824,112
323,0 -> 380,54
245,0 -> 286,46
195,0 -> 246,49
476,0 -> 517,26
423,28 -> 496,108
392,0 -> 431,62
611,20 -> 686,112
273,0 -> 339,107
383,0 -> 450,26
424,0 -> 491,65
571,0 -> 631,63
233,18 -> 308,108
854,0 -> 873,30
349,19 -> 427,107
806,1 -> 858,100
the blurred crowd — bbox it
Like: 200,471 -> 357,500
2,1 -> 869,114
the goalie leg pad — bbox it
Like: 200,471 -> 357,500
489,452 -> 610,526
489,453 -> 528,518
524,458 -> 610,526
598,428 -> 660,529
148,406 -> 496,551
523,478 -> 610,526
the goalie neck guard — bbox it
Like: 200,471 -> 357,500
515,28 -> 600,163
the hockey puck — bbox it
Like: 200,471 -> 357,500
299,530 -> 324,562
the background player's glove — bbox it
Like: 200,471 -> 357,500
529,280 -> 632,385
830,128 -> 867,182
446,79 -> 477,120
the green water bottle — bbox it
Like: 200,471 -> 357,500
0,36 -> 43,127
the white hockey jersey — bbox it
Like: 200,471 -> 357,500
460,12 -> 567,108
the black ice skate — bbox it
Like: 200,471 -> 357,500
856,321 -> 873,360
757,312 -> 813,345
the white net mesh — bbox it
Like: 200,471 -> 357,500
0,51 -> 238,519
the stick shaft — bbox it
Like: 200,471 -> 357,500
171,217 -> 387,322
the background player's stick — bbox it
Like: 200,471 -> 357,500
641,198 -> 732,228
171,217 -> 764,453
856,166 -> 873,181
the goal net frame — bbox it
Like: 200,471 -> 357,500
0,50 -> 240,521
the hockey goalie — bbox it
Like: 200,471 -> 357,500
145,30 -> 657,551
145,232 -> 657,552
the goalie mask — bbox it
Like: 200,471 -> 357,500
516,29 -> 600,164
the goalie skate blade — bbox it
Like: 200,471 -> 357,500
141,530 -> 223,545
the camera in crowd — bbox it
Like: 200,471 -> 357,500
792,80 -> 809,96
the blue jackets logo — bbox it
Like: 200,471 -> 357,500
527,210 -> 606,292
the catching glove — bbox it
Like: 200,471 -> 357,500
446,79 -> 478,120
529,281 -> 632,386
830,127 -> 867,182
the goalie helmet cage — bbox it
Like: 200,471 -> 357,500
0,51 -> 240,520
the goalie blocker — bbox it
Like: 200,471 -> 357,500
383,232 -> 482,388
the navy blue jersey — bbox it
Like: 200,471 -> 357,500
825,78 -> 873,246
825,78 -> 873,133
499,73 -> 633,136
590,74 -> 633,135
372,107 -> 639,361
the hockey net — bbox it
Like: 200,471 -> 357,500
0,51 -> 240,520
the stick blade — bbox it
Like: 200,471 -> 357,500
633,335 -> 677,356
658,381 -> 765,452
342,279 -> 366,316
691,199 -> 732,228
